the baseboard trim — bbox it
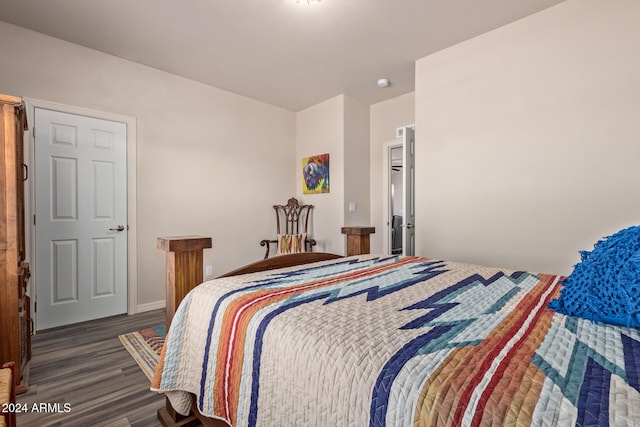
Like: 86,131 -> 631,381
137,300 -> 166,313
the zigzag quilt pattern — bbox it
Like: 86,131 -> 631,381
152,255 -> 640,427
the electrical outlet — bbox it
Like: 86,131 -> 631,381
205,265 -> 213,276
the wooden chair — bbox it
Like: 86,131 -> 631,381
0,362 -> 16,427
260,197 -> 316,258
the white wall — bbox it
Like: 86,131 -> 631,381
415,0 -> 640,274
0,21 -> 296,310
296,94 -> 371,254
343,95 -> 370,227
296,96 -> 345,254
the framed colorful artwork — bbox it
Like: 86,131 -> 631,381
302,153 -> 330,194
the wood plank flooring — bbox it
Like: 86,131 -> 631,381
16,309 -> 174,427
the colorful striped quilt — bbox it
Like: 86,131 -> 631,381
151,255 -> 640,426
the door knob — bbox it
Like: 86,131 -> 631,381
405,223 -> 415,229
109,225 -> 125,232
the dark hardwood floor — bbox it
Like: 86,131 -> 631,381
17,309 -> 169,427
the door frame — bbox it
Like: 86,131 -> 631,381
382,140 -> 402,255
402,126 -> 416,256
23,98 -> 138,323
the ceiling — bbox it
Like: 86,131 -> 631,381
0,0 -> 565,112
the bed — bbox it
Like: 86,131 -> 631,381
151,236 -> 640,427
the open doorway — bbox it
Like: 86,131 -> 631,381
382,126 -> 415,256
390,146 -> 403,254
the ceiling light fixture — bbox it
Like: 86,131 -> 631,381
297,0 -> 321,3
377,78 -> 391,88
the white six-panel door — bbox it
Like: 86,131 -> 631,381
35,108 -> 127,330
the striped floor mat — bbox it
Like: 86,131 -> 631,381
118,324 -> 166,381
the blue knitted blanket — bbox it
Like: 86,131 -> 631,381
549,225 -> 640,327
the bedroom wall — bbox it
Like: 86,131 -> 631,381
343,95 -> 370,228
296,94 -> 370,254
369,92 -> 415,254
414,0 -> 640,275
0,21 -> 296,311
296,96 -> 345,254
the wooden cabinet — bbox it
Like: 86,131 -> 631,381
0,94 -> 31,393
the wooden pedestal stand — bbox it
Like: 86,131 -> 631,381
341,226 -> 375,256
157,235 -> 212,427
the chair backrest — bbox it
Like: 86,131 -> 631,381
274,197 -> 313,236
261,198 -> 316,258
